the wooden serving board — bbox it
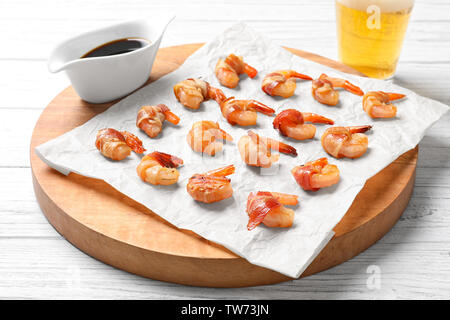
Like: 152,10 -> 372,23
30,44 -> 418,287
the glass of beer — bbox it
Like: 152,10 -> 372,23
335,0 -> 414,79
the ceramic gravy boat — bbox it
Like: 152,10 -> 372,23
48,16 -> 175,103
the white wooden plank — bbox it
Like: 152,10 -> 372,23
0,109 -> 42,167
1,19 -> 340,60
0,61 -> 68,110
1,0 -> 448,63
1,233 -> 449,299
0,0 -> 447,22
1,19 -> 450,63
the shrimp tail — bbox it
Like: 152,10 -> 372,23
382,92 -> 406,101
291,72 -> 313,80
148,151 -> 183,168
302,112 -> 335,125
248,100 -> 275,115
205,164 -> 235,177
248,130 -> 297,156
121,131 -> 146,154
208,86 -> 227,104
244,64 -> 258,78
348,125 -> 372,134
343,81 -> 364,96
265,137 -> 298,156
157,104 -> 180,125
319,73 -> 363,95
164,110 -> 180,125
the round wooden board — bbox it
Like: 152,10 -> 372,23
30,44 -> 418,287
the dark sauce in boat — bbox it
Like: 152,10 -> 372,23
81,38 -> 150,58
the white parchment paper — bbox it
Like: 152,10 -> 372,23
36,23 -> 449,278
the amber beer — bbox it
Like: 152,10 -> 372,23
336,0 -> 414,79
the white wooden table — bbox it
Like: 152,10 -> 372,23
1,0 -> 449,299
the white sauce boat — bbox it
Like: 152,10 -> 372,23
48,16 -> 175,103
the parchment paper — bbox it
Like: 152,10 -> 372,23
36,23 -> 449,278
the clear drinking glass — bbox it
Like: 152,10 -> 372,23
335,0 -> 414,79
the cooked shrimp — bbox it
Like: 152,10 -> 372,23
262,70 -> 312,98
187,165 -> 235,203
246,191 -> 299,230
95,128 -> 145,161
291,157 -> 340,191
273,109 -> 334,140
136,104 -> 180,138
220,97 -> 275,126
312,73 -> 364,106
238,135 -> 279,168
238,130 -> 297,168
137,151 -> 183,185
363,91 -> 406,118
321,125 -> 372,159
173,78 -> 226,110
187,121 -> 233,156
215,54 -> 258,88
120,131 -> 146,154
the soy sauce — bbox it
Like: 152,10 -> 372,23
81,38 -> 150,58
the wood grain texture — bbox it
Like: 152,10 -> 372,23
1,0 -> 449,299
30,44 -> 417,287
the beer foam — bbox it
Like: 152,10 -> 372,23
337,0 -> 414,13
